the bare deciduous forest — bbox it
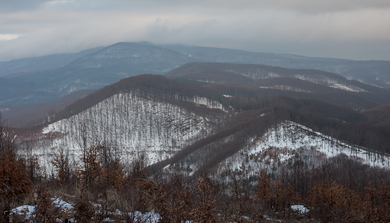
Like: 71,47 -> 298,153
2,90 -> 390,223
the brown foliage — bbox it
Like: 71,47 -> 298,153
77,145 -> 103,189
256,171 -> 270,201
33,186 -> 65,222
190,177 -> 218,223
73,189 -> 96,223
51,148 -> 71,187
0,148 -> 32,204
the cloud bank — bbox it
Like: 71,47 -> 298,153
0,0 -> 389,61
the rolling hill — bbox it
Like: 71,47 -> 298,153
166,62 -> 390,110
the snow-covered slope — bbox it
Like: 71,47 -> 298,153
216,121 -> 390,176
28,91 -> 226,172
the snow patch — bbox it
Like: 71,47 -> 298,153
176,95 -> 227,112
259,85 -> 311,93
12,205 -> 35,219
291,205 -> 309,214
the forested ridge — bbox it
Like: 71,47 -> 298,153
167,62 -> 390,111
2,73 -> 390,222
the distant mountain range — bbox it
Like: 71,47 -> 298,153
1,41 -> 390,110
0,47 -> 104,77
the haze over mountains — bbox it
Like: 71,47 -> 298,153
0,47 -> 104,77
1,42 -> 390,110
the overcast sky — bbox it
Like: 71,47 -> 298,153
1,0 -> 390,61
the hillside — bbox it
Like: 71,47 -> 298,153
163,44 -> 390,89
167,62 -> 365,91
363,104 -> 390,123
216,121 -> 390,175
148,94 -> 390,175
20,75 -> 230,172
167,62 -> 390,110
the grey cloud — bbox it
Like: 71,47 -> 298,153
0,0 -> 390,61
205,0 -> 390,13
142,12 -> 390,60
0,0 -> 48,12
